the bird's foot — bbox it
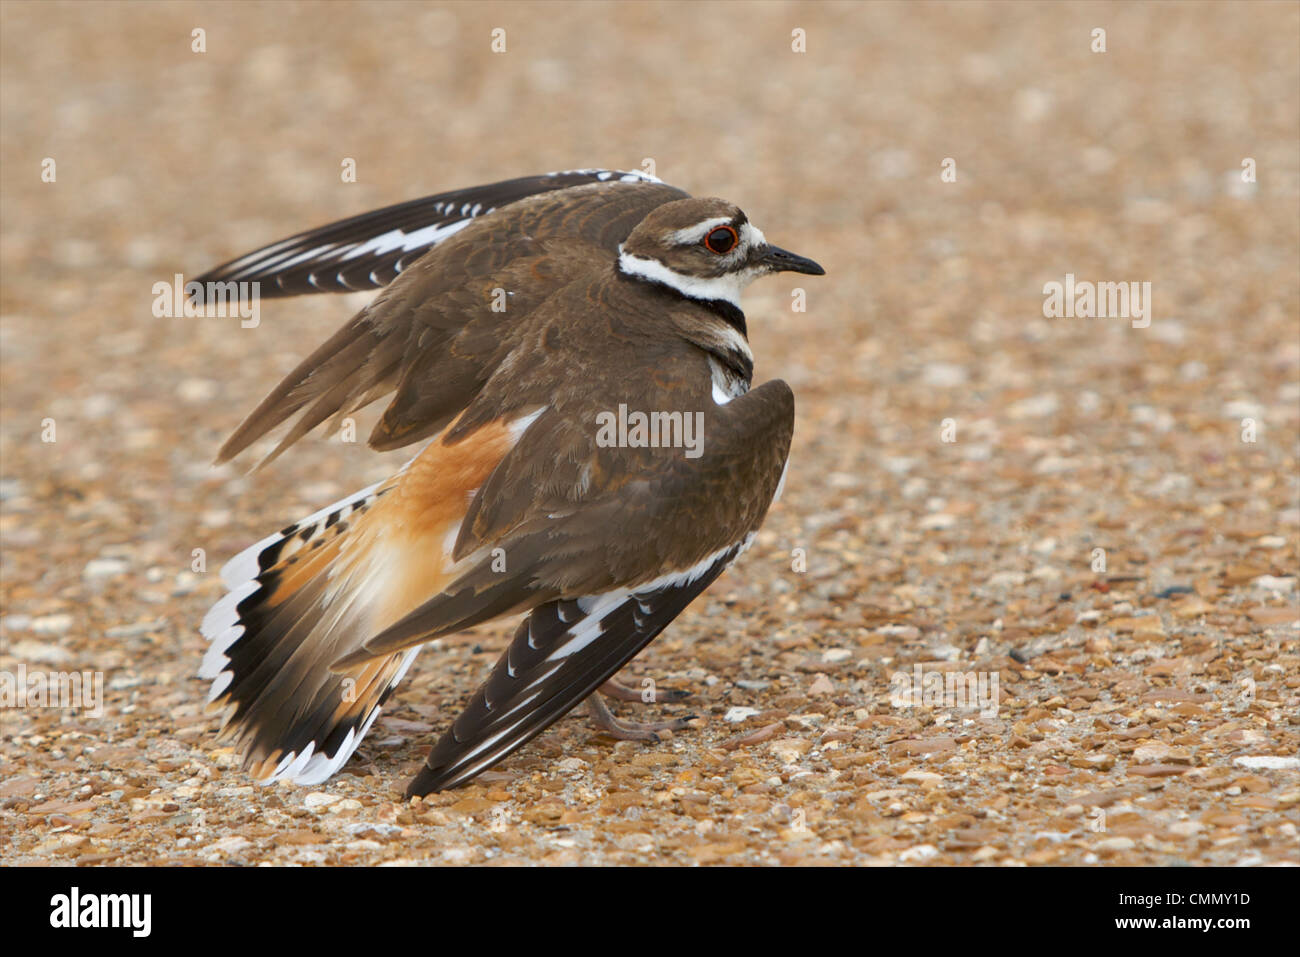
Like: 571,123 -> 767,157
586,691 -> 696,742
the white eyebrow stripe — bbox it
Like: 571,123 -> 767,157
667,216 -> 735,245
740,222 -> 767,247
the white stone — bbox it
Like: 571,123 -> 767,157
898,843 -> 939,862
28,614 -> 74,635
83,558 -> 129,580
1094,837 -> 1136,852
1252,575 -> 1296,592
1233,756 -> 1300,770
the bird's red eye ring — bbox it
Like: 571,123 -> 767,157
703,225 -> 738,254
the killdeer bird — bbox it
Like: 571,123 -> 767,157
196,169 -> 824,795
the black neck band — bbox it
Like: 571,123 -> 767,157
616,264 -> 749,338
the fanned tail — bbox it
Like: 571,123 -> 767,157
199,482 -> 419,784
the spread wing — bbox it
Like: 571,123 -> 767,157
200,172 -> 688,466
327,380 -> 796,793
194,169 -> 665,298
405,547 -> 742,794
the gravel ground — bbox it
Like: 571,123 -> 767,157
1,1 -> 1297,866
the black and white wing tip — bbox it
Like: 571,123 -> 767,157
191,169 -> 665,299
406,536 -> 748,796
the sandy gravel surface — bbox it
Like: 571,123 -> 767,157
1,1 -> 1297,866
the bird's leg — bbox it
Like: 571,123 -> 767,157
586,691 -> 696,741
598,678 -> 690,703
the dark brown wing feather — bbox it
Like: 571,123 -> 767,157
208,177 -> 688,466
404,547 -> 740,795
333,378 -> 795,664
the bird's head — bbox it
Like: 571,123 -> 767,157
618,197 -> 824,308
